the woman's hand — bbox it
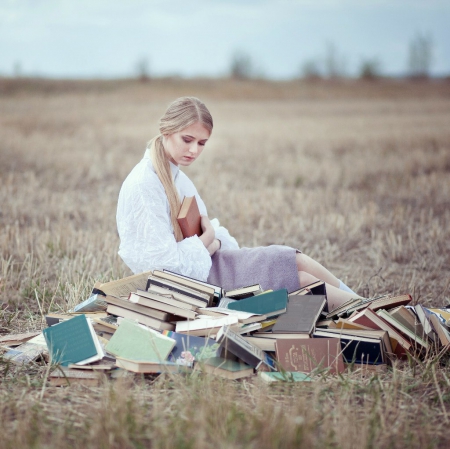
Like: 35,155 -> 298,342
199,215 -> 215,249
207,238 -> 221,256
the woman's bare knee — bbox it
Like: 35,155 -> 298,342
296,253 -> 311,271
298,271 -> 319,288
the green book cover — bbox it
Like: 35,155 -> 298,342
227,289 -> 288,316
105,319 -> 176,362
259,371 -> 312,383
43,314 -> 97,366
204,357 -> 252,372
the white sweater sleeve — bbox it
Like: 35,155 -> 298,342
116,167 -> 212,280
177,172 -> 239,251
211,219 -> 240,250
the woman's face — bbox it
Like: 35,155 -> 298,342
163,122 -> 210,166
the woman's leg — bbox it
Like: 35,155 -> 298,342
298,262 -> 364,312
296,253 -> 340,287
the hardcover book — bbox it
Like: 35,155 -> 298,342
129,291 -> 197,319
289,280 -> 327,298
162,330 -> 220,366
177,195 -> 202,238
389,305 -> 424,336
272,295 -> 326,335
227,289 -> 288,318
106,304 -> 175,331
115,357 -> 183,374
258,371 -> 312,383
428,314 -> 450,346
376,309 -> 429,349
146,282 -> 209,308
43,314 -> 104,366
92,271 -> 153,299
216,325 -> 276,371
3,332 -> 48,365
313,328 -> 388,365
104,294 -> 170,321
152,270 -> 217,304
198,307 -> 266,324
349,307 -> 411,357
175,315 -> 238,337
48,366 -> 104,387
161,269 -> 223,300
105,318 -> 176,362
275,338 -> 345,374
225,284 -> 263,299
200,356 -> 254,380
414,304 -> 436,342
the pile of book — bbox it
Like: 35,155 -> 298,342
2,269 -> 450,385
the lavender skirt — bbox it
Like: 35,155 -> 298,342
207,245 -> 301,293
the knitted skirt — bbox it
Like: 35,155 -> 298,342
207,245 -> 301,293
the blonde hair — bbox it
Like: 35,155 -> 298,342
148,97 -> 213,242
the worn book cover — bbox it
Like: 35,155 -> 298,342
43,314 -> 104,366
225,284 -> 263,299
314,329 -> 386,365
152,270 -> 217,303
106,305 -> 175,331
3,332 -> 48,365
216,325 -> 276,371
162,330 -> 220,366
227,289 -> 288,317
106,318 -> 176,361
376,309 -> 429,349
275,338 -> 345,374
272,295 -> 326,334
177,195 -> 202,238
104,294 -> 170,321
200,357 -> 254,380
115,357 -> 183,374
129,292 -> 197,319
48,366 -> 104,387
93,271 -> 153,298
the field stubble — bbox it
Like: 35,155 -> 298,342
1,78 -> 450,448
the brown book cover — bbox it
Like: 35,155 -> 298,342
275,338 -> 345,374
177,196 -> 202,238
272,295 -> 326,335
368,294 -> 412,312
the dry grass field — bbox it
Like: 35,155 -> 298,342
1,77 -> 450,448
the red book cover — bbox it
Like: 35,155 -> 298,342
275,338 -> 345,374
177,196 -> 202,238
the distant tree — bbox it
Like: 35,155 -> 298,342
408,33 -> 433,78
136,57 -> 150,82
324,42 -> 346,78
230,51 -> 253,80
359,58 -> 381,80
13,61 -> 22,78
301,59 -> 322,80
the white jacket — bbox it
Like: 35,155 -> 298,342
116,150 -> 239,279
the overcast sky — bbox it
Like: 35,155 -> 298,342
1,0 -> 449,79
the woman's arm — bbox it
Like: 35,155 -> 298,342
117,177 -> 212,280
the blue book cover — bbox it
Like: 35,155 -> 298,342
227,289 -> 288,317
162,330 -> 220,366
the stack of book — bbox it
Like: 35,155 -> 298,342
4,270 -> 450,385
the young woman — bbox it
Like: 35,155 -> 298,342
116,97 -> 362,310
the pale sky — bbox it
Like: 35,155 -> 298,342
1,0 -> 449,79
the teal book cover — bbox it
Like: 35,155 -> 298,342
227,289 -> 288,316
43,314 -> 97,366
